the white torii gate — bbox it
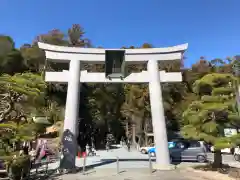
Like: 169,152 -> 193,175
38,42 -> 188,170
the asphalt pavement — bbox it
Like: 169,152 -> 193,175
45,146 -> 240,170
40,146 -> 240,180
56,169 -> 209,180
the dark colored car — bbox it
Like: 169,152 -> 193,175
149,140 -> 207,163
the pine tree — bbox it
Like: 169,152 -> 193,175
0,73 -> 46,152
181,73 -> 240,168
0,72 -> 46,122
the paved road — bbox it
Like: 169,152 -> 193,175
36,146 -> 239,180
59,170 -> 207,180
45,146 -> 240,171
46,146 -> 206,170
48,169 -> 210,180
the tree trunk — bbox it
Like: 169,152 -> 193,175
144,134 -> 148,146
212,150 -> 222,168
125,122 -> 129,138
132,124 -> 136,144
14,141 -> 21,151
143,120 -> 149,146
137,136 -> 142,147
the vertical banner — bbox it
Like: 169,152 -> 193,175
60,129 -> 77,169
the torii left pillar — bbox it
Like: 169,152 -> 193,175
148,60 -> 170,169
60,60 -> 81,170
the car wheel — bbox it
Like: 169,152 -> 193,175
150,152 -> 156,157
234,154 -> 240,161
197,155 -> 206,163
141,149 -> 147,154
57,169 -> 64,174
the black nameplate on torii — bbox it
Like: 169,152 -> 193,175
105,50 -> 125,79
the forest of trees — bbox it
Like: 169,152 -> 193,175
1,24 -> 240,169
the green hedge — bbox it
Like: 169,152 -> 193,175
6,155 -> 31,180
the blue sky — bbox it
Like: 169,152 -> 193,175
0,0 -> 239,67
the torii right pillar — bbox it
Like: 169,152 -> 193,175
148,59 -> 171,170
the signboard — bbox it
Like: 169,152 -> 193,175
32,116 -> 51,125
105,50 -> 125,78
224,128 -> 237,137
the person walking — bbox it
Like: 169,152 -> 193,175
106,141 -> 110,152
36,140 -> 47,162
35,140 -> 42,161
22,141 -> 29,155
120,136 -> 125,146
86,144 -> 90,156
127,139 -> 131,152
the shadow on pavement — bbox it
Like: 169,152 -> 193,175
28,158 -> 205,179
98,158 -> 185,166
96,144 -> 122,151
27,159 -> 117,180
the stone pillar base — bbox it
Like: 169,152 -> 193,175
153,164 -> 176,170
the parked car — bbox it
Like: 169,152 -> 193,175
148,141 -> 176,156
148,140 -> 207,163
141,142 -> 176,154
139,143 -> 154,154
234,146 -> 240,161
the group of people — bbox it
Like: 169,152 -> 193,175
34,139 -> 49,162
125,139 -> 131,152
21,136 -> 132,162
121,137 -> 132,151
105,137 -> 131,152
17,141 -> 34,157
19,139 -> 51,162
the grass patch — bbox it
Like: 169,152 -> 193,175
193,162 -> 240,178
194,162 -> 230,172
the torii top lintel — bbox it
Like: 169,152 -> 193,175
38,42 -> 188,63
